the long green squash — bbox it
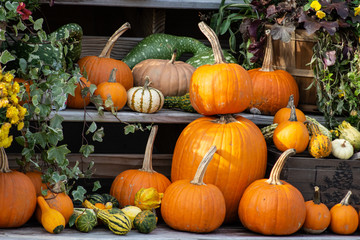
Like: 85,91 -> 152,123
122,33 -> 237,69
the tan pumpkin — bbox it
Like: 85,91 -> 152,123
247,30 -> 299,115
127,77 -> 164,113
132,50 -> 195,96
77,23 -> 133,90
307,122 -> 332,158
303,186 -> 331,234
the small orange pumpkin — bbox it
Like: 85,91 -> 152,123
78,22 -> 133,90
247,30 -> 299,115
189,22 -> 252,116
94,68 -> 127,111
329,190 -> 359,235
67,77 -> 92,109
303,186 -> 331,234
273,95 -> 306,124
238,148 -> 306,235
161,146 -> 226,233
110,125 -> 171,208
273,102 -> 309,153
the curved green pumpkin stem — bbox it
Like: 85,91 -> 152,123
108,68 -> 118,83
313,186 -> 321,204
140,125 -> 158,173
340,190 -> 352,206
198,21 -> 226,64
0,147 -> 11,173
191,145 -> 217,185
266,148 -> 296,185
260,29 -> 274,72
100,22 -> 131,58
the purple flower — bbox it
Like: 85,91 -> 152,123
323,50 -> 336,68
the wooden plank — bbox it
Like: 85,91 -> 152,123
40,0 -> 247,9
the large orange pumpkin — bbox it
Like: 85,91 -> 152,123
94,68 -> 127,111
35,191 -> 74,225
171,114 -> 267,223
25,170 -> 48,196
77,22 -> 133,90
329,190 -> 359,235
247,30 -> 299,115
189,22 -> 252,116
67,77 -> 92,109
110,125 -> 171,208
303,186 -> 331,234
161,146 -> 226,233
273,102 -> 309,153
0,148 -> 36,227
238,148 -> 306,235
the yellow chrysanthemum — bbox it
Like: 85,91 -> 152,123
337,89 -> 345,98
316,10 -> 326,19
355,5 -> 360,16
310,1 -> 321,11
0,83 -> 7,97
18,105 -> 27,118
0,98 -> 9,108
17,121 -> 24,131
10,94 -> 18,104
0,136 -> 13,148
12,81 -> 20,94
3,72 -> 14,83
6,106 -> 20,124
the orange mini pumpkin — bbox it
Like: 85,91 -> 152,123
273,95 -> 306,124
94,68 -> 127,111
248,30 -> 299,115
78,23 -> 133,90
273,102 -> 309,153
189,22 -> 252,116
330,191 -> 359,235
67,77 -> 92,109
238,148 -> 306,235
303,186 -> 331,234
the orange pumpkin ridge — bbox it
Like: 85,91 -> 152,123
189,22 -> 252,116
110,125 -> 171,208
238,148 -> 306,235
248,30 -> 299,115
78,22 -> 133,90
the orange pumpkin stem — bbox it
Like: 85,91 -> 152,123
140,125 -> 158,173
214,114 -> 237,124
190,145 -> 217,185
340,190 -> 352,206
0,147 -> 11,173
288,101 -> 298,122
266,148 -> 296,185
313,186 -> 321,205
260,29 -> 274,72
198,21 -> 226,64
169,50 -> 177,64
99,22 -> 131,58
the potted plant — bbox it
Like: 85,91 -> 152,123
211,0 -> 360,128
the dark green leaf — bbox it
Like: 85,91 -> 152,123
0,50 -> 15,64
79,144 -> 94,158
72,186 -> 87,202
124,125 -> 136,135
92,181 -> 101,192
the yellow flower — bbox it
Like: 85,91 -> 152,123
310,1 -> 321,11
0,136 -> 13,148
0,83 -> 7,97
316,10 -> 326,19
17,121 -> 24,131
3,72 -> 14,83
10,94 -> 18,104
337,89 -> 345,98
12,81 -> 20,94
0,98 -> 9,108
6,106 -> 20,124
355,5 -> 360,16
18,105 -> 27,118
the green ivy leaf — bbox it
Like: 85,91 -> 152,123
68,214 -> 77,228
50,114 -> 64,129
89,84 -> 97,95
79,144 -> 94,158
92,181 -> 101,192
16,20 -> 26,31
72,186 -> 87,202
86,122 -> 97,134
124,125 -> 136,135
0,50 -> 15,64
47,145 -> 71,164
92,127 -> 104,142
33,132 -> 47,149
0,8 -> 6,21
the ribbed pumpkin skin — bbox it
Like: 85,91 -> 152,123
110,170 -> 171,208
303,201 -> 331,234
238,179 -> 306,235
95,81 -> 127,111
161,179 -> 226,233
189,63 -> 252,116
127,84 -> 164,113
171,115 -> 267,223
25,170 -> 48,196
308,123 -> 332,158
330,203 -> 358,235
67,77 -> 92,109
98,211 -> 132,235
248,69 -> 299,115
36,192 -> 74,225
273,121 -> 309,153
78,57 -> 133,90
273,107 -> 306,124
0,171 -> 36,228
132,58 -> 195,96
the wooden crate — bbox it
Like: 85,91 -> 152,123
267,146 -> 360,209
271,29 -> 318,113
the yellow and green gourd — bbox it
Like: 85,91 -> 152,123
133,210 -> 157,234
307,122 -> 332,158
71,208 -> 97,233
163,93 -> 196,113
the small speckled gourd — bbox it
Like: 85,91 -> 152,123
307,122 -> 332,158
127,77 -> 164,113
